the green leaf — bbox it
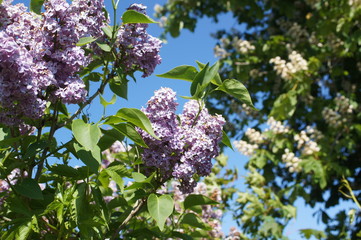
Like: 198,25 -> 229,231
147,194 -> 174,231
102,25 -> 115,38
116,108 -> 158,139
215,79 -> 255,108
100,94 -> 116,108
132,172 -> 147,182
98,128 -> 125,151
300,229 -> 326,239
72,119 -> 101,151
76,36 -> 97,46
111,123 -> 148,148
196,61 -> 222,86
50,164 -> 79,178
184,194 -> 219,209
30,0 -> 44,14
96,42 -> 112,52
109,77 -> 128,100
190,62 -> 219,97
156,65 -> 198,81
105,169 -> 124,193
180,213 -> 209,229
221,130 -> 233,150
74,143 -> 100,173
122,10 -> 158,24
23,140 -> 48,159
270,90 -> 297,120
14,178 -> 43,200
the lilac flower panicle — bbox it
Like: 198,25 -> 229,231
117,4 -> 162,78
138,88 -> 225,193
0,0 -> 107,127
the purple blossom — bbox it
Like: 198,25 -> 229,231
117,4 -> 162,77
0,0 -> 107,127
138,88 -> 225,193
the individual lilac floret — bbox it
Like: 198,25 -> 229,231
138,88 -> 225,193
117,4 -> 162,77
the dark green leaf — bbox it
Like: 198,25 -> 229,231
50,164 -> 79,178
184,194 -> 218,209
109,77 -> 128,100
300,229 -> 326,239
122,10 -> 158,24
215,79 -> 255,108
14,178 -> 43,200
111,123 -> 148,148
156,65 -> 198,81
116,108 -> 158,139
30,0 -> 44,14
221,130 -> 233,150
98,128 -> 125,151
180,213 -> 209,229
74,143 -> 100,173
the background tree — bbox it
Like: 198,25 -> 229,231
155,0 -> 361,239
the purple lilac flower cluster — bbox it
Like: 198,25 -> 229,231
0,168 -> 25,205
117,4 -> 162,78
138,88 -> 225,193
0,0 -> 106,126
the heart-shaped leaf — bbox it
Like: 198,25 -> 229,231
147,194 -> 174,231
72,119 -> 101,151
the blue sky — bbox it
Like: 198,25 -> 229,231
10,0 -> 355,238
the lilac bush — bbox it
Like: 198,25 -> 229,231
138,88 -> 225,193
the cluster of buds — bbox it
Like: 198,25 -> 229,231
232,37 -> 255,54
266,117 -> 290,134
294,130 -> 320,156
282,149 -> 302,173
234,140 -> 259,157
245,128 -> 264,144
269,51 -> 308,80
335,95 -> 355,114
322,95 -> 356,128
277,19 -> 309,42
322,107 -> 344,127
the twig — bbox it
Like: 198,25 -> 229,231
111,198 -> 146,240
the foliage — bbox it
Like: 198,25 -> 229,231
156,0 -> 361,239
0,0 -> 252,239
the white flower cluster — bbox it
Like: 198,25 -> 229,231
322,95 -> 355,128
266,117 -> 290,134
233,37 -> 255,54
282,148 -> 302,173
214,44 -> 229,59
287,22 -> 309,40
335,95 -> 355,114
294,129 -> 320,155
234,140 -> 258,157
245,128 -> 264,144
277,19 -> 309,41
269,51 -> 308,80
322,107 -> 344,127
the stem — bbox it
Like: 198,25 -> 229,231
35,102 -> 59,180
57,78 -> 110,130
110,198 -> 146,240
